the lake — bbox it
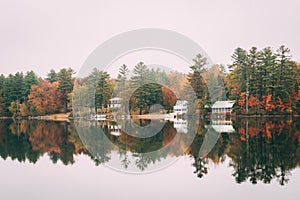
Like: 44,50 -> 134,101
1,117 -> 300,200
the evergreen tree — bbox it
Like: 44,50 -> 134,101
23,70 -> 38,99
86,68 -> 111,112
230,47 -> 249,93
46,69 -> 58,83
57,68 -> 74,113
0,75 -> 5,115
187,54 -> 208,108
115,64 -> 129,94
2,73 -> 24,116
275,45 -> 295,105
130,62 -> 150,115
258,47 -> 277,100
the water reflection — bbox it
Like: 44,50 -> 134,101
1,117 -> 300,185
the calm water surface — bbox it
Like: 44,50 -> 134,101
1,118 -> 300,200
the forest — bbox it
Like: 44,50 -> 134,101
0,45 -> 300,117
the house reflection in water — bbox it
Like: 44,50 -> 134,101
108,124 -> 122,136
173,119 -> 188,134
108,97 -> 122,109
211,117 -> 235,133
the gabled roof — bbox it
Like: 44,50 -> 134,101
212,101 -> 235,109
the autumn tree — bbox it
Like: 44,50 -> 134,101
28,78 -> 63,115
162,86 -> 177,112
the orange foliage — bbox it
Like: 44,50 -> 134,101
265,122 -> 275,139
28,78 -> 63,115
276,96 -> 287,112
238,127 -> 246,141
248,126 -> 260,138
162,126 -> 177,146
162,86 -> 177,110
265,94 -> 275,112
238,92 -> 246,107
29,122 -> 64,154
248,95 -> 259,107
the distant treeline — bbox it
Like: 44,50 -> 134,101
0,45 -> 299,117
0,68 -> 74,117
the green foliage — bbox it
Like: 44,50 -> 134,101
129,62 -> 165,115
46,69 -> 58,83
23,71 -> 38,98
115,64 -> 129,93
86,68 -> 111,113
57,68 -> 74,113
2,73 -> 24,116
187,54 -> 209,109
227,45 -> 298,114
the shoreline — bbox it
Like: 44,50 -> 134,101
1,113 -> 299,121
0,113 -> 70,122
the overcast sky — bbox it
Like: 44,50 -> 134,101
0,0 -> 299,77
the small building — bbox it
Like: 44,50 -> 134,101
174,100 -> 188,115
212,101 -> 235,115
108,97 -> 122,108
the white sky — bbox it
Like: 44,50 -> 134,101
0,0 -> 299,77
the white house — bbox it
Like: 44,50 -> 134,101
174,100 -> 188,115
212,101 -> 235,115
108,97 -> 122,108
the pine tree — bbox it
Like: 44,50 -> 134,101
187,54 -> 208,108
2,73 -> 24,116
23,71 -> 38,99
57,68 -> 74,113
0,75 -> 5,115
230,48 -> 249,92
115,64 -> 129,94
86,68 -> 111,113
46,69 -> 58,83
258,48 -> 277,101
130,62 -> 150,115
276,45 -> 295,107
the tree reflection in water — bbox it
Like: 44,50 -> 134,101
0,117 -> 300,185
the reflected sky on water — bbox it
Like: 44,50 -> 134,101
1,117 -> 300,199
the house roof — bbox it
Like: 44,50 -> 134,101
212,101 -> 235,109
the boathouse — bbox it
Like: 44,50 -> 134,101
211,101 -> 235,115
